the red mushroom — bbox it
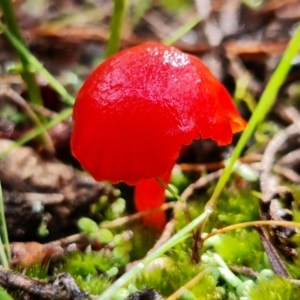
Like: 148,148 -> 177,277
71,43 -> 246,228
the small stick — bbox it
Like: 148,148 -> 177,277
0,267 -> 87,300
256,226 -> 291,278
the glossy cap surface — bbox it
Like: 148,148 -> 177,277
71,43 -> 246,185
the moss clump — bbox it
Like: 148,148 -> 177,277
210,189 -> 260,229
58,251 -> 116,294
285,256 -> 300,279
212,229 -> 266,271
14,262 -> 49,280
175,188 -> 260,235
75,274 -> 110,295
249,276 -> 300,300
61,251 -> 114,277
134,259 -> 210,297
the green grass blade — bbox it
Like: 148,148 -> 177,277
206,24 -> 300,209
163,14 -> 201,46
0,183 -> 9,268
0,21 -> 74,105
105,0 -> 126,58
0,0 -> 43,107
0,108 -> 72,159
0,285 -> 13,300
0,183 -> 10,263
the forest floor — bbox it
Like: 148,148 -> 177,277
1,0 -> 300,299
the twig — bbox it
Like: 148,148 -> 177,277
47,202 -> 176,250
260,107 -> 300,193
250,162 -> 300,184
102,202 -> 176,229
181,169 -> 223,201
273,165 -> 300,183
0,267 -> 87,300
258,114 -> 300,274
284,107 -> 300,130
179,154 -> 262,172
202,220 -> 300,243
260,123 -> 300,196
278,149 -> 300,166
23,193 -> 64,205
229,265 -> 259,279
256,226 -> 290,278
229,265 -> 300,287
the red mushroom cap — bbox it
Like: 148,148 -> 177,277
71,43 -> 246,185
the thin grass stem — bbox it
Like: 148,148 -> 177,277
0,285 -> 13,300
105,0 -> 126,58
0,21 -> 74,105
0,183 -> 10,263
155,177 -> 185,204
0,108 -> 72,159
163,14 -> 201,46
0,0 -> 43,107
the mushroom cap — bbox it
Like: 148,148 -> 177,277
71,43 -> 246,185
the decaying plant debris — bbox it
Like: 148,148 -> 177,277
0,139 -> 116,242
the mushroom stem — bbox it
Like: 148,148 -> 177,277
134,172 -> 171,230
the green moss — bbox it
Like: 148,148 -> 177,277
175,188 -> 260,235
135,260 -> 216,298
90,189 -> 125,223
190,276 -> 221,300
57,251 -> 117,295
75,274 -> 110,295
213,230 -> 266,271
285,256 -> 300,279
129,222 -> 158,261
61,251 -> 114,278
249,276 -> 300,300
14,262 -> 49,279
209,189 -> 260,229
